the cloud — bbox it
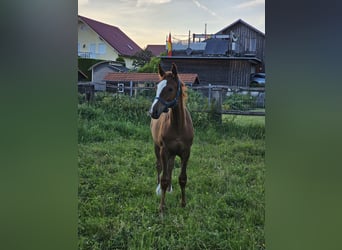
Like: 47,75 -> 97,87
136,0 -> 172,7
191,0 -> 217,17
235,0 -> 265,9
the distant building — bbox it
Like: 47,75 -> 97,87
78,15 -> 142,69
88,61 -> 129,91
145,45 -> 166,56
160,19 -> 265,87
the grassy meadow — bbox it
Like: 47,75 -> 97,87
78,91 -> 265,249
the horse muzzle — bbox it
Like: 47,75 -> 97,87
149,102 -> 168,119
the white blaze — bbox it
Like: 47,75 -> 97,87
150,79 -> 167,111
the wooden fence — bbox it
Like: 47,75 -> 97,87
105,82 -> 265,117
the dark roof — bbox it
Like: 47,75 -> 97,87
216,19 -> 265,36
78,15 -> 142,56
104,72 -> 200,85
88,61 -> 129,72
145,45 -> 166,56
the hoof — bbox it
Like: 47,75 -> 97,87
156,184 -> 161,195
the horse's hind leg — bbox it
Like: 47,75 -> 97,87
166,155 -> 176,192
179,150 -> 190,207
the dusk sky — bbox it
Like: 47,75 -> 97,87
78,0 -> 265,49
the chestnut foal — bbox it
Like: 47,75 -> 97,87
149,63 -> 194,214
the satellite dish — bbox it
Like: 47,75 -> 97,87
230,31 -> 238,42
232,34 -> 238,42
185,47 -> 192,55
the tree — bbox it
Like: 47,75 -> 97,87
132,49 -> 153,68
138,56 -> 161,73
116,56 -> 126,66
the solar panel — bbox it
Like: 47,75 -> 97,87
203,39 -> 228,55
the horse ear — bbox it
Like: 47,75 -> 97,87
158,64 -> 165,77
171,63 -> 178,77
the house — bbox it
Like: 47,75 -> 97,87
88,61 -> 129,91
103,72 -> 200,94
78,15 -> 142,69
160,19 -> 265,87
145,45 -> 166,56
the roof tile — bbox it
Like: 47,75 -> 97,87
146,45 -> 166,56
78,15 -> 142,56
104,72 -> 199,84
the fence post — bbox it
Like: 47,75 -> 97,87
208,83 -> 211,108
130,80 -> 133,97
210,88 -> 222,124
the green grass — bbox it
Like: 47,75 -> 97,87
78,93 -> 265,250
223,114 -> 265,126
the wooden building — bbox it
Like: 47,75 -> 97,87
216,19 -> 265,63
160,57 -> 261,87
160,19 -> 265,87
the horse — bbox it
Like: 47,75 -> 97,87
149,63 -> 194,214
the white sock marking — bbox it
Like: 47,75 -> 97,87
168,184 -> 173,193
156,183 -> 161,195
155,183 -> 173,196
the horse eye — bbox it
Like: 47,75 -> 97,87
168,88 -> 173,92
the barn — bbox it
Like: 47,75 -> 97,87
160,19 -> 265,87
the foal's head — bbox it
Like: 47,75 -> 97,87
149,63 -> 183,119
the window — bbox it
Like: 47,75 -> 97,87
249,38 -> 256,52
77,43 -> 81,56
98,43 -> 106,54
89,43 -> 96,58
245,38 -> 257,53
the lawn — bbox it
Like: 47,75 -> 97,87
78,93 -> 265,249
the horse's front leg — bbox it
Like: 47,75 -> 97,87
154,144 -> 162,195
167,155 -> 175,192
159,146 -> 171,214
179,150 -> 190,207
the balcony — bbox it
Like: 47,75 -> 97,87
78,51 -> 100,59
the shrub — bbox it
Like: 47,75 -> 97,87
187,89 -> 211,129
224,93 -> 257,111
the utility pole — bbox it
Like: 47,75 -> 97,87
204,23 -> 207,40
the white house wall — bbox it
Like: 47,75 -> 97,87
78,21 -> 135,69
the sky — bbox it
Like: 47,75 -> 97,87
78,0 -> 265,49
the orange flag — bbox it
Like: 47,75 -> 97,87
167,32 -> 172,56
